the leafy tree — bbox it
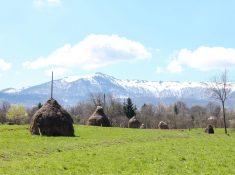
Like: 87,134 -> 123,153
6,105 -> 28,124
123,98 -> 136,119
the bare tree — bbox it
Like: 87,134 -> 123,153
209,70 -> 231,134
0,101 -> 11,123
140,104 -> 155,128
89,93 -> 104,107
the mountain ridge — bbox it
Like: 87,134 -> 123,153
1,72 -> 235,108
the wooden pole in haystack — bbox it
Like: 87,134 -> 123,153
103,93 -> 106,113
51,71 -> 54,99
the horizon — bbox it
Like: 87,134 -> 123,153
1,0 -> 235,89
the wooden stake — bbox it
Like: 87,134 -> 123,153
103,93 -> 106,112
51,71 -> 54,99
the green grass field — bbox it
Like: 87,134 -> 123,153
0,125 -> 234,175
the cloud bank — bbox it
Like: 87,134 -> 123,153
23,34 -> 151,74
157,46 -> 235,73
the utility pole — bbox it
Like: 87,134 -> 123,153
51,71 -> 54,99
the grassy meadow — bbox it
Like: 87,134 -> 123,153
0,125 -> 234,175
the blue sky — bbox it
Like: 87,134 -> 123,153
0,0 -> 235,89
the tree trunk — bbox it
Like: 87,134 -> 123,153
144,116 -> 147,129
222,102 -> 227,134
173,113 -> 177,129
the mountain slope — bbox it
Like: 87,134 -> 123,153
1,72 -> 235,107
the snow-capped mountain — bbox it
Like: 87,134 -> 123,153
1,72 -> 235,107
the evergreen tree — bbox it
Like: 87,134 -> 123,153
173,104 -> 179,115
37,102 -> 43,109
173,103 -> 179,129
123,98 -> 136,119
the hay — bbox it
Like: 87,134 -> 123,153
158,121 -> 169,129
87,106 -> 111,127
30,99 -> 74,136
204,125 -> 214,134
140,123 -> 145,129
128,116 -> 141,128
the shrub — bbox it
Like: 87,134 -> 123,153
6,105 -> 28,124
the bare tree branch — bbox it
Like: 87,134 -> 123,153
208,69 -> 231,134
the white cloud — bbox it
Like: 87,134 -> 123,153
166,60 -> 183,73
0,59 -> 11,71
156,59 -> 183,74
158,46 -> 235,73
34,0 -> 61,7
23,34 -> 151,74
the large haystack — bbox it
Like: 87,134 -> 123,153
204,125 -> 214,134
128,116 -> 141,128
87,106 -> 111,127
30,99 -> 74,136
158,121 -> 169,129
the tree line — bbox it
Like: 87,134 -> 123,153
0,95 -> 234,130
0,70 -> 234,132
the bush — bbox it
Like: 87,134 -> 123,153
6,105 -> 28,124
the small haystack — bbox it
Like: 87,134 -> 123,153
158,121 -> 169,129
87,106 -> 111,127
30,99 -> 74,136
128,116 -> 141,128
204,125 -> 214,134
140,123 -> 145,129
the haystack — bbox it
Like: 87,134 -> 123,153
30,99 -> 74,136
204,125 -> 214,134
158,121 -> 169,129
128,116 -> 141,128
87,106 -> 111,127
140,123 -> 145,129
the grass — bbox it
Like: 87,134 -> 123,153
0,125 -> 234,175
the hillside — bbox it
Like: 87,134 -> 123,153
0,125 -> 234,175
1,72 -> 235,107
